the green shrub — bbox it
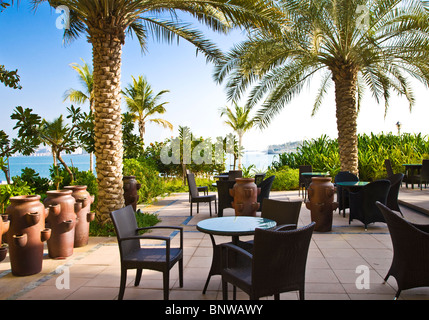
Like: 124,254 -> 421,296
266,166 -> 299,191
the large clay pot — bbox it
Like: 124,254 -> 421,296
229,178 -> 261,216
44,190 -> 77,259
6,195 -> 51,276
123,176 -> 141,211
305,177 -> 338,232
64,185 -> 95,248
0,214 -> 10,262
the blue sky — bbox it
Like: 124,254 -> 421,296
1,1 -> 429,152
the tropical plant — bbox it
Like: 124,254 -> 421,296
63,59 -> 95,172
122,75 -> 172,146
219,102 -> 255,169
215,0 -> 429,176
32,0 -> 283,222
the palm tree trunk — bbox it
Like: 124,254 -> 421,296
238,133 -> 243,170
332,65 -> 359,176
90,30 -> 125,222
139,120 -> 145,147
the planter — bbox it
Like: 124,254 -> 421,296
305,177 -> 338,232
229,178 -> 261,216
6,195 -> 50,276
44,190 -> 77,259
123,176 -> 141,211
1,214 -> 9,244
0,244 -> 7,262
64,185 -> 95,247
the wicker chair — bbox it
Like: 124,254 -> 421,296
299,165 -> 312,198
385,173 -> 404,216
221,222 -> 315,300
186,169 -> 208,202
256,175 -> 275,212
385,159 -> 394,177
187,173 -> 217,216
261,198 -> 302,227
376,202 -> 429,299
416,159 -> 429,190
110,205 -> 183,300
216,180 -> 235,217
228,170 -> 242,181
349,179 -> 391,230
334,171 -> 359,217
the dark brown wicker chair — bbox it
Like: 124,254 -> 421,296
349,179 -> 391,230
187,173 -> 217,216
299,165 -> 312,198
261,198 -> 302,227
385,159 -> 394,177
376,202 -> 429,299
334,171 -> 359,217
110,205 -> 184,300
256,175 -> 275,212
416,159 -> 429,190
221,222 -> 315,300
228,170 -> 243,181
386,173 -> 404,216
186,169 -> 208,202
216,180 -> 235,217
254,173 -> 266,186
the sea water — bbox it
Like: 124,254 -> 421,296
0,151 -> 278,182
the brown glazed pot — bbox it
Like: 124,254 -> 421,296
44,190 -> 77,259
0,214 -> 10,262
64,185 -> 95,248
229,178 -> 261,216
5,195 -> 51,276
305,177 -> 338,232
123,176 -> 141,211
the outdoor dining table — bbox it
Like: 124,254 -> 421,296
402,164 -> 422,189
196,216 -> 276,294
335,181 -> 369,216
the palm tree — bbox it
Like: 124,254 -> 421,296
122,75 -> 172,147
214,0 -> 429,176
219,102 -> 254,169
32,0 -> 283,222
63,58 -> 95,172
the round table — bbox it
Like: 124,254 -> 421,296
335,181 -> 369,216
196,216 -> 276,293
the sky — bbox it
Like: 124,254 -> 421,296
1,1 -> 429,153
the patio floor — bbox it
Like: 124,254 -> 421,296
1,187 -> 429,301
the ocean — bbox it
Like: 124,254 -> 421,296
1,151 -> 278,182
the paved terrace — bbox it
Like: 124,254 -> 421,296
1,188 -> 429,301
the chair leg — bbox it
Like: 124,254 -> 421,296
394,289 -> 401,300
163,271 -> 170,300
134,268 -> 142,286
197,202 -> 199,213
190,202 -> 193,216
274,293 -> 280,300
179,259 -> 184,288
209,202 -> 212,217
118,267 -> 127,300
299,288 -> 305,300
222,281 -> 228,300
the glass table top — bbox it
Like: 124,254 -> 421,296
336,181 -> 369,187
196,216 -> 276,236
301,172 -> 330,176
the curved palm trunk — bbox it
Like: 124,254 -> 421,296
138,120 -> 145,147
91,31 -> 125,222
332,66 -> 359,176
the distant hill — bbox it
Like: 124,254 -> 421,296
267,141 -> 302,154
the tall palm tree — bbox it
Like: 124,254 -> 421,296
122,75 -> 172,146
32,0 -> 283,222
215,0 -> 429,176
63,58 -> 95,172
219,102 -> 254,169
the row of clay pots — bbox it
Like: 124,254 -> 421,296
2,185 -> 94,276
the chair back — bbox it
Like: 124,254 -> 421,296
299,165 -> 312,184
252,222 -> 315,297
254,173 -> 266,186
228,170 -> 242,181
334,171 -> 359,183
335,171 -> 359,210
186,173 -> 199,198
261,198 -> 302,227
386,173 -> 404,212
385,159 -> 394,177
110,206 -> 140,257
257,176 -> 275,211
216,180 -> 235,211
421,160 -> 429,179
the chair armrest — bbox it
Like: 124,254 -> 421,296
136,226 -> 183,249
220,242 -> 253,261
274,224 -> 297,231
119,234 -> 171,243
